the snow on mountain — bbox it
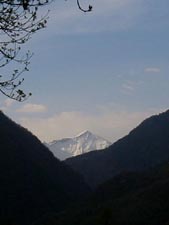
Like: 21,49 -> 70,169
45,131 -> 111,160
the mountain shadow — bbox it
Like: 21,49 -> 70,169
0,111 -> 90,225
33,161 -> 169,225
65,109 -> 169,187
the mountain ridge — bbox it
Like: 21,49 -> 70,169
34,161 -> 169,225
65,109 -> 169,187
0,111 -> 90,225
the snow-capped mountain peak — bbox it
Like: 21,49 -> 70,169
75,130 -> 93,137
45,131 -> 111,160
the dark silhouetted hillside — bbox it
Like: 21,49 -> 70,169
0,111 -> 90,225
33,162 -> 169,225
66,110 -> 169,187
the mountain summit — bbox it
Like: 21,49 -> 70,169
45,131 -> 111,160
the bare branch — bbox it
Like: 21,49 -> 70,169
77,0 -> 92,12
0,0 -> 92,101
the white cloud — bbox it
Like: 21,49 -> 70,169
4,99 -> 15,108
0,98 -> 15,112
122,83 -> 135,92
18,107 -> 163,142
17,103 -> 47,113
120,80 -> 141,94
144,67 -> 161,73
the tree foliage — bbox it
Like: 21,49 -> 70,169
0,0 -> 92,101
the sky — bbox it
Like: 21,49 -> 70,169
1,0 -> 169,143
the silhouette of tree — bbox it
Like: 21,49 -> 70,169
0,0 -> 92,101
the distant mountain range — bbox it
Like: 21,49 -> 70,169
45,130 -> 111,160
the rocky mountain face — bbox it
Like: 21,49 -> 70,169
65,110 -> 169,187
45,130 -> 111,160
0,111 -> 90,225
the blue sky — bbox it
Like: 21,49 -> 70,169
1,0 -> 169,142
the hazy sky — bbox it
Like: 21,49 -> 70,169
1,0 -> 169,142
